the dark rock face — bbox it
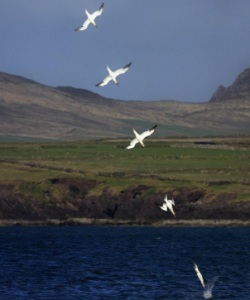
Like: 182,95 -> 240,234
210,68 -> 250,102
0,179 -> 249,223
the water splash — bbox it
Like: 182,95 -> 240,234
203,288 -> 213,299
203,276 -> 218,299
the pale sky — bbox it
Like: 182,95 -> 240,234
1,0 -> 250,102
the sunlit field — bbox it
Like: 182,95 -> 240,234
0,137 -> 250,198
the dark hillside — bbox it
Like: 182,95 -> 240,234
1,70 -> 250,140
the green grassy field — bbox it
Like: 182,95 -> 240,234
0,137 -> 250,199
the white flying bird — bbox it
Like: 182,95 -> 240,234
193,262 -> 206,289
160,194 -> 176,216
126,125 -> 157,149
74,3 -> 104,31
96,62 -> 132,87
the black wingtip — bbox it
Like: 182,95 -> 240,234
100,3 -> 104,9
150,124 -> 157,130
96,81 -> 103,87
124,62 -> 132,69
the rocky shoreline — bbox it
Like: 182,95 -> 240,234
0,218 -> 250,227
1,178 -> 250,226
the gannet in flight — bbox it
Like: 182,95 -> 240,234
74,3 -> 104,31
193,262 -> 206,289
126,124 -> 157,149
96,62 -> 132,87
160,194 -> 176,216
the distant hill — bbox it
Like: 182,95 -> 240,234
210,68 -> 250,102
0,70 -> 250,141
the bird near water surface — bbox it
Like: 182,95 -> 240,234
193,262 -> 206,289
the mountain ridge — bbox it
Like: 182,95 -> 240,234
210,68 -> 250,102
1,69 -> 250,140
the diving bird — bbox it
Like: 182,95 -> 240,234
160,194 -> 176,216
164,194 -> 176,216
193,262 -> 206,289
126,124 -> 157,149
96,62 -> 132,87
74,3 -> 104,31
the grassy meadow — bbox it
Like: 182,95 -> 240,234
0,136 -> 250,200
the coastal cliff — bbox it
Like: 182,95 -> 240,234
0,178 -> 249,226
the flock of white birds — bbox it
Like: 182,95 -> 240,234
74,3 -> 214,298
74,3 -> 157,149
74,3 -> 132,87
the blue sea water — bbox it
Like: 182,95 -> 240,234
0,226 -> 249,300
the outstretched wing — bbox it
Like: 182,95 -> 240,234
96,75 -> 112,87
160,203 -> 168,211
113,62 -> 132,77
164,194 -> 169,203
169,199 -> 175,206
168,204 -> 176,216
194,263 -> 206,288
74,19 -> 91,31
92,3 -> 104,19
126,138 -> 139,149
140,124 -> 157,139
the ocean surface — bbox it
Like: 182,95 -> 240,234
0,226 -> 249,300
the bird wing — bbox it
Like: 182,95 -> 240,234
164,194 -> 169,203
194,263 -> 206,288
168,204 -> 176,216
96,75 -> 112,87
133,129 -> 142,142
74,19 -> 91,31
169,199 -> 175,206
126,138 -> 139,149
160,203 -> 168,211
140,124 -> 157,140
92,3 -> 104,18
113,62 -> 132,77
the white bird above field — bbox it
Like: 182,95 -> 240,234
74,3 -> 104,31
193,262 -> 206,289
126,124 -> 157,149
160,194 -> 176,216
96,62 -> 132,87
